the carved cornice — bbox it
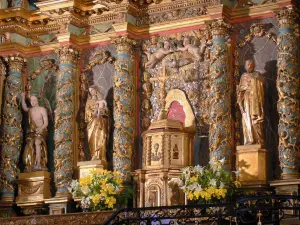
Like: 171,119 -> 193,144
4,55 -> 26,73
55,46 -> 80,64
276,6 -> 299,29
111,35 -> 136,54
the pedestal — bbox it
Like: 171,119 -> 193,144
0,202 -> 16,218
236,145 -> 267,187
16,171 -> 51,215
270,179 -> 300,195
270,179 -> 300,217
45,197 -> 71,215
77,160 -> 104,179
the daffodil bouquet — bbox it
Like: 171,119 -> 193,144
68,169 -> 126,211
176,158 -> 241,204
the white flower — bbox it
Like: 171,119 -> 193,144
219,181 -> 225,188
232,170 -> 241,177
219,157 -> 225,165
193,165 -> 204,174
209,179 -> 217,187
187,183 -> 202,192
81,196 -> 91,209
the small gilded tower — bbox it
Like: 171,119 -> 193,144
133,118 -> 195,207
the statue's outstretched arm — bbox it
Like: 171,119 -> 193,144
21,93 -> 29,112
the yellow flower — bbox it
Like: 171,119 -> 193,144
234,181 -> 241,188
79,175 -> 92,187
188,192 -> 194,200
92,194 -> 101,205
189,176 -> 198,183
105,197 -> 116,209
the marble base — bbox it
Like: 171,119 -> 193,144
269,179 -> 300,195
45,197 -> 71,215
236,145 -> 267,186
0,202 -> 16,218
270,179 -> 300,216
77,160 -> 104,179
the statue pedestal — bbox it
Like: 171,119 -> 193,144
236,145 -> 267,187
77,160 -> 104,179
16,171 -> 51,215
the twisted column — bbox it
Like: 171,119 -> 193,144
54,46 -> 79,196
276,7 -> 300,179
111,36 -> 136,183
208,20 -> 233,166
0,55 -> 26,201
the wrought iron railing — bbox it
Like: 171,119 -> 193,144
103,195 -> 300,225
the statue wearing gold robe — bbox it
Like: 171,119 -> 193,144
85,86 -> 109,162
237,60 -> 265,146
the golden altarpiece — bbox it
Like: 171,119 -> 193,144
0,0 -> 299,222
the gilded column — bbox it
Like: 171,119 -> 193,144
0,55 -> 26,201
54,46 -> 79,196
276,7 -> 300,179
208,20 -> 233,165
111,36 -> 136,182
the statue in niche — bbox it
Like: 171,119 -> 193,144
172,144 -> 179,159
177,36 -> 206,61
85,85 -> 109,161
145,40 -> 173,68
151,143 -> 162,162
21,93 -> 48,172
237,59 -> 265,147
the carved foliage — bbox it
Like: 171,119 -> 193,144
0,55 -> 26,195
276,8 -> 300,172
207,20 -> 232,162
54,46 -> 79,190
112,36 -> 136,182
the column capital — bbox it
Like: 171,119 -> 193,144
276,6 -> 299,29
55,45 -> 80,65
207,19 -> 231,39
111,35 -> 136,54
4,55 -> 26,73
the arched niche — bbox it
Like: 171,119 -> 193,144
165,89 -> 196,132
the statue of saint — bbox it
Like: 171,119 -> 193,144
21,93 -> 48,172
237,59 -> 265,147
85,85 -> 109,162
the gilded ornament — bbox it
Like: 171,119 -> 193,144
111,35 -> 136,55
0,55 -> 25,200
54,47 -> 79,194
54,46 -> 80,65
276,7 -> 299,177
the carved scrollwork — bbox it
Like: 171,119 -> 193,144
19,182 -> 43,195
136,7 -> 207,26
142,32 -> 212,135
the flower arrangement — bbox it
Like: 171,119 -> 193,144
68,169 -> 129,211
174,158 -> 241,203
